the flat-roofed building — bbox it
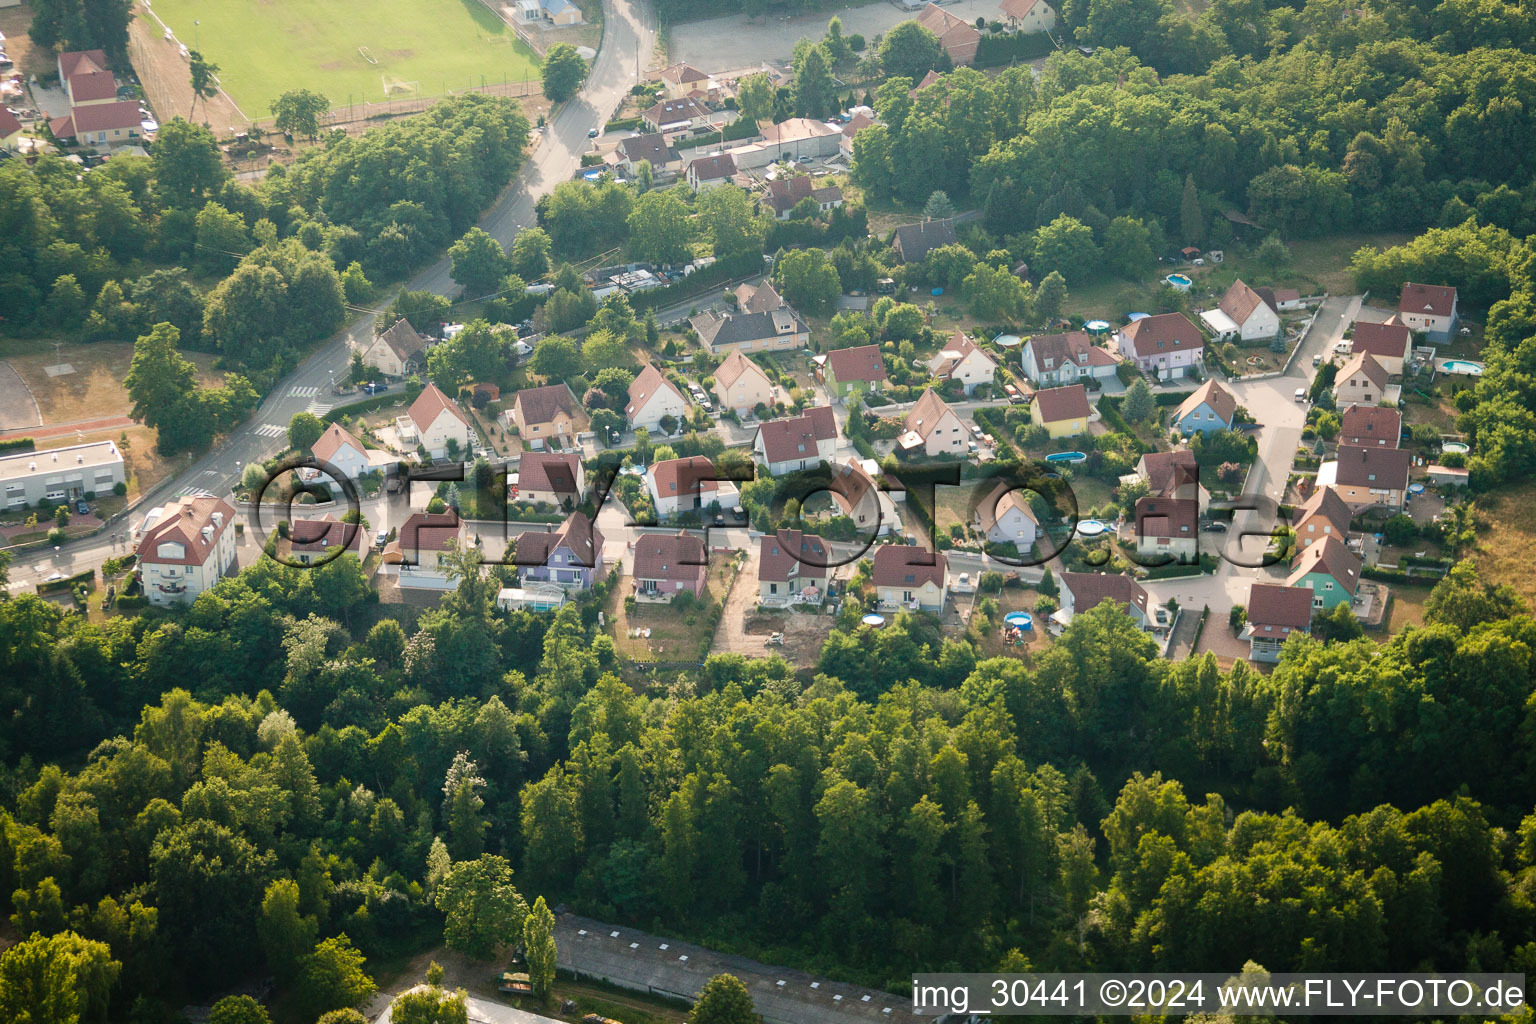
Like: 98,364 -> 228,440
1,440 -> 125,508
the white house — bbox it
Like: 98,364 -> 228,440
1019,331 -> 1119,388
136,496 -> 238,607
713,349 -> 775,416
624,364 -> 690,433
872,544 -> 948,613
1134,496 -> 1199,563
1349,320 -> 1413,376
999,0 -> 1057,31
753,407 -> 838,476
356,319 -> 428,378
974,481 -> 1038,549
1,440 -> 125,507
385,512 -> 467,590
647,455 -> 720,518
1201,279 -> 1280,342
1398,282 -> 1458,341
399,383 -> 471,459
311,422 -> 397,481
899,388 -> 970,458
1332,351 -> 1389,409
926,331 -> 997,395
686,152 -> 737,193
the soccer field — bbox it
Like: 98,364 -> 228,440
145,0 -> 543,117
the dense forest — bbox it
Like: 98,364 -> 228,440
1,542 -> 1535,1020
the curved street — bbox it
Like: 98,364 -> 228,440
5,0 -> 655,592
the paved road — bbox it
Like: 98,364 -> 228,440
4,0 -> 655,594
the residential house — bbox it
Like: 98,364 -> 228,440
1113,312 -> 1205,380
387,512 -> 466,589
756,118 -> 841,161
1291,485 -> 1352,552
1172,379 -> 1237,437
761,175 -> 844,219
691,306 -> 809,355
58,49 -> 108,84
1134,496 -> 1199,563
515,512 -> 605,589
830,459 -> 898,535
658,63 -> 713,100
540,0 -> 583,26
641,96 -> 719,134
400,383 -> 471,459
872,544 -> 948,612
48,102 -> 142,146
0,108 -> 23,151
311,422 -> 397,481
624,364 -> 690,432
758,529 -> 829,604
1349,320 -> 1412,376
633,531 -> 708,601
356,318 -> 428,378
1030,383 -> 1092,438
1201,279 -> 1280,342
927,331 -> 997,395
1,440 -> 124,507
974,481 -> 1039,548
135,496 -> 238,607
618,132 -> 681,176
647,455 -> 720,517
900,388 -> 970,457
1244,583 -> 1313,663
999,0 -> 1057,31
1398,282 -> 1459,341
713,350 -> 775,416
1019,331 -> 1119,387
1286,534 -> 1361,611
1320,444 -> 1411,513
891,218 -> 958,263
686,152 -> 738,192
508,382 -> 584,451
1338,405 -> 1401,449
839,112 -> 875,158
1057,571 -> 1152,628
288,516 -> 372,566
734,278 -> 787,314
916,2 -> 981,64
822,345 -> 888,399
1135,449 -> 1208,512
1267,287 -> 1304,311
1332,351 -> 1389,408
58,50 -> 114,106
754,407 -> 838,476
515,450 -> 585,508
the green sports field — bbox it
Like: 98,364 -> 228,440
146,0 -> 542,117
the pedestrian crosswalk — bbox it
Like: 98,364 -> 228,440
253,423 -> 286,438
288,385 -> 322,398
305,400 -> 334,417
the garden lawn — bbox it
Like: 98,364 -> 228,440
147,0 -> 541,116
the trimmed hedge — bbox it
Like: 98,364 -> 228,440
671,118 -> 761,152
0,436 -> 35,454
974,31 -> 1059,67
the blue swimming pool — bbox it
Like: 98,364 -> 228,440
1004,612 -> 1034,630
1440,359 -> 1484,375
1166,273 -> 1193,291
1045,451 -> 1087,463
1076,519 -> 1108,537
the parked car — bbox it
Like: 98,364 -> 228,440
1295,387 -> 1307,402
362,381 -> 387,394
76,500 -> 91,515
1312,354 -> 1322,367
1205,520 -> 1229,532
587,127 -> 599,138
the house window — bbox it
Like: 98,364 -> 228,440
769,583 -> 778,594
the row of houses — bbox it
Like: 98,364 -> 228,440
48,49 -> 145,147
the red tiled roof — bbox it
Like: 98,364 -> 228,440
518,450 -> 582,496
68,70 -> 119,103
290,516 -> 368,555
976,481 -> 1037,532
625,364 -> 685,419
826,344 -> 887,384
1060,571 -> 1150,616
633,531 -> 706,581
1136,496 -> 1198,540
1350,320 -> 1412,362
1174,379 -> 1236,425
688,152 -> 737,181
759,529 -> 828,583
1000,0 -> 1046,17
1292,485 -> 1353,543
1217,279 -> 1275,326
1119,312 -> 1205,356
1247,582 -> 1313,631
1025,331 -> 1116,372
1033,383 -> 1091,423
1339,405 -> 1401,448
59,50 -> 108,79
312,421 -> 367,464
398,512 -> 463,556
408,383 -> 469,433
714,349 -> 769,391
928,331 -> 995,379
872,543 -> 945,589
0,109 -> 21,138
137,495 -> 236,567
651,455 -> 719,498
1333,444 -> 1410,491
1287,534 -> 1361,594
1337,351 -> 1389,391
516,511 -> 603,568
756,407 -> 836,463
1399,282 -> 1457,319
903,388 -> 961,440
513,383 -> 580,426
1139,449 -> 1198,495
50,101 -> 142,137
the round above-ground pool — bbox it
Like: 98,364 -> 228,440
1004,611 -> 1034,630
1085,319 -> 1110,333
861,613 -> 886,627
1166,273 -> 1193,291
1127,312 -> 1151,321
1045,451 -> 1088,463
1408,483 -> 1427,495
993,334 -> 1022,348
1076,519 -> 1108,537
1440,359 -> 1484,375
1442,441 -> 1470,453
